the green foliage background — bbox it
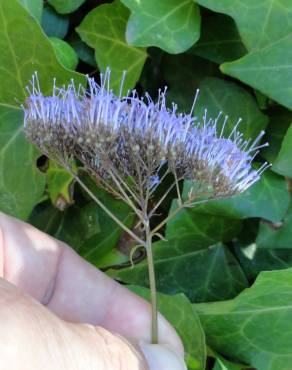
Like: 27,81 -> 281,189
0,1 -> 292,369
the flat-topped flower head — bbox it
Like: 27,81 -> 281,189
23,69 -> 269,200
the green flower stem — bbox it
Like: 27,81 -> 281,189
71,169 -> 159,343
145,228 -> 158,344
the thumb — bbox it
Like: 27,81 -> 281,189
0,278 -> 186,370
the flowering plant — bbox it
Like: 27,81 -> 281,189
1,1 -> 291,368
23,69 -> 268,343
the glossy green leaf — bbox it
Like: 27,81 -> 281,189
195,77 -> 268,140
48,0 -> 86,14
190,13 -> 246,64
78,189 -> 135,266
20,0 -> 43,22
181,169 -> 290,223
221,42 -> 292,110
46,160 -> 74,210
235,243 -> 292,281
30,200 -> 100,250
196,0 -> 292,51
130,286 -> 206,370
0,0 -> 85,107
76,0 -> 147,93
262,107 -> 292,163
0,105 -> 45,219
256,202 -> 292,249
196,0 -> 292,109
195,268 -> 292,370
272,124 -> 292,178
41,5 -> 69,38
163,53 -> 219,112
163,67 -> 268,141
111,243 -> 248,302
121,0 -> 201,54
49,37 -> 79,70
253,89 -> 269,110
69,33 -> 96,67
166,200 -> 241,246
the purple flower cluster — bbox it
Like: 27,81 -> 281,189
23,70 -> 268,199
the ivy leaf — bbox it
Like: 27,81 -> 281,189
235,243 -> 292,281
196,0 -> 292,109
69,33 -> 96,68
30,200 -> 100,251
272,124 -> 292,178
196,0 -> 292,51
0,106 -> 45,219
20,0 -> 43,22
262,107 -> 292,163
47,0 -> 86,14
221,42 -> 292,110
182,170 -> 290,223
49,37 -> 79,70
166,200 -> 241,246
163,67 -> 268,141
0,0 -> 85,107
163,53 -> 218,112
77,189 -> 135,266
111,243 -> 248,303
121,0 -> 201,54
195,77 -> 268,140
256,202 -> 292,249
76,0 -> 147,94
190,13 -> 246,64
41,5 -> 69,39
130,286 -> 206,370
195,268 -> 292,370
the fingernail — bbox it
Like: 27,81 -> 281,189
139,342 -> 187,370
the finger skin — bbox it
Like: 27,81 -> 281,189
0,212 -> 183,354
0,278 -> 148,370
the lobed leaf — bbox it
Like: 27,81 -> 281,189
195,268 -> 292,370
0,0 -> 85,107
121,0 -> 201,54
197,0 -> 292,109
190,13 -> 246,64
76,0 -> 147,94
111,242 -> 248,303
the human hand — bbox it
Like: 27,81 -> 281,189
0,212 -> 186,370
